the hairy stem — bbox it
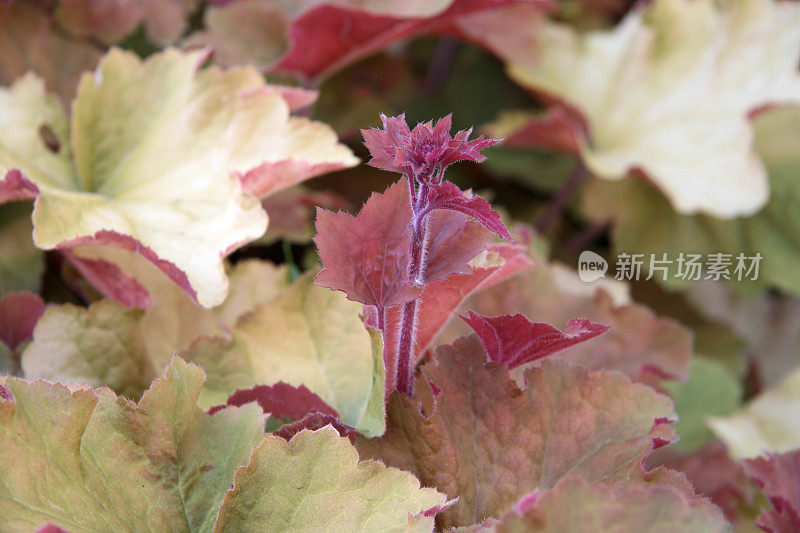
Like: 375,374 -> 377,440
395,299 -> 418,397
395,180 -> 431,397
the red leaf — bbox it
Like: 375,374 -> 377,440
208,382 -> 338,421
362,114 -> 501,179
0,292 -> 45,354
274,0 -> 554,81
743,449 -> 800,533
273,413 -> 357,442
425,181 -> 511,240
460,310 -> 609,369
62,250 -> 153,310
423,210 -> 494,284
382,244 -> 533,394
313,179 -> 419,307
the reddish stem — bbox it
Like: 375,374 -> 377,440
395,179 -> 431,397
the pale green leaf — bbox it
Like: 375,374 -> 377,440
663,356 -> 742,452
215,426 -> 445,532
184,274 -> 386,436
0,357 -> 265,532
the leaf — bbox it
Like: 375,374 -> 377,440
662,356 -> 743,452
460,310 -> 609,369
22,252 -> 289,400
487,477 -> 729,532
381,244 -> 534,394
183,275 -> 387,436
54,0 -> 200,45
0,47 -> 356,307
501,0 -> 800,217
208,382 -> 338,423
0,357 -> 266,532
708,366 -> 800,460
215,427 -> 447,531
0,292 -> 45,354
423,210 -> 494,284
0,2 -> 101,104
649,443 -> 754,522
67,245 -> 289,358
189,0 -> 553,80
743,449 -> 800,533
439,247 -> 691,385
313,179 -> 419,308
21,300 -> 155,400
425,180 -> 511,240
355,335 -> 677,528
584,105 -> 800,296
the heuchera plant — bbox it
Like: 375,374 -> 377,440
315,114 -> 606,396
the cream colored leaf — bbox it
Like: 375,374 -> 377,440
0,47 -> 356,307
709,365 -> 800,460
507,0 -> 800,217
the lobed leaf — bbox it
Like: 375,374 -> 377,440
215,427 -> 447,531
189,0 -> 553,80
583,105 -> 800,296
0,47 -> 355,307
498,0 -> 800,217
0,358 -> 266,532
355,335 -> 677,528
22,251 -> 289,401
486,477 -> 729,532
183,274 -> 387,436
439,246 -> 691,385
314,179 -> 418,308
461,310 -> 609,369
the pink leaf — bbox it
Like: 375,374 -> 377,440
313,179 -> 419,307
57,230 -> 199,304
460,310 -> 609,369
743,449 -> 800,533
0,169 -> 39,205
423,210 -> 494,284
382,244 -> 533,394
362,113 -> 501,181
240,159 -> 355,199
425,181 -> 511,240
274,0 -> 554,81
62,250 -> 153,310
208,382 -> 338,421
0,292 -> 45,354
